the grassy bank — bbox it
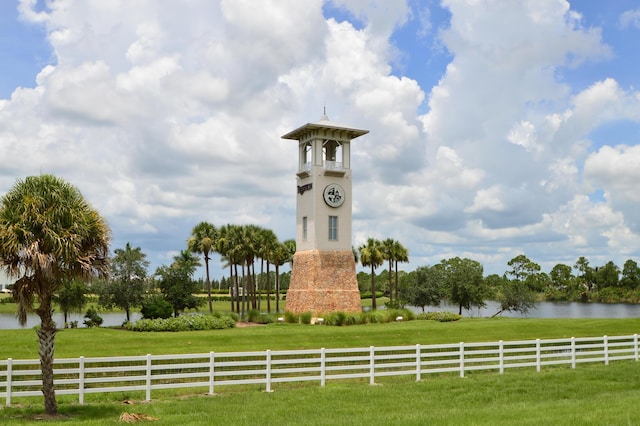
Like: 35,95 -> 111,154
1,317 -> 639,359
1,318 -> 640,424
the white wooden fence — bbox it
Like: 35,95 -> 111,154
1,334 -> 638,406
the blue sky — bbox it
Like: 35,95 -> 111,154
1,0 -> 640,281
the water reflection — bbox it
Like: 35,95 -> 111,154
0,301 -> 638,329
416,300 -> 640,319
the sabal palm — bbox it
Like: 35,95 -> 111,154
257,228 -> 278,312
392,241 -> 409,301
0,175 -> 110,415
359,238 -> 384,310
381,238 -> 396,300
188,222 -> 217,313
271,240 -> 294,313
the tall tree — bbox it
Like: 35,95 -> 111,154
273,239 -> 295,313
258,228 -> 278,312
594,261 -> 620,290
381,238 -> 396,300
548,263 -> 577,300
506,254 -> 542,291
440,257 -> 486,315
55,279 -> 88,325
359,238 -> 384,310
187,222 -> 218,313
392,240 -> 409,301
405,266 -> 443,312
574,256 -> 595,292
155,250 -> 202,317
98,243 -> 149,322
0,175 -> 110,415
621,259 -> 640,290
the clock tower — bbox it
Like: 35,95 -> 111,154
282,113 -> 368,314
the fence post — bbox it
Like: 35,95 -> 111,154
604,335 -> 609,366
145,354 -> 152,401
571,337 -> 576,369
320,348 -> 326,387
209,352 -> 215,395
266,350 -> 273,393
536,339 -> 541,372
459,342 -> 465,378
415,344 -> 421,382
6,358 -> 12,407
499,341 -> 504,374
369,346 -> 375,385
79,356 -> 85,405
635,334 -> 638,362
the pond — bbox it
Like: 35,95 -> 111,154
0,312 -> 141,330
0,300 -> 638,329
415,300 -> 640,319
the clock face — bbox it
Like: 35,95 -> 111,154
323,183 -> 345,208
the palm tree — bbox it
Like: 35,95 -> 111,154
392,241 -> 409,301
218,224 -> 244,315
381,238 -> 396,301
271,240 -> 295,313
188,222 -> 218,313
0,175 -> 110,415
258,228 -> 278,312
358,238 -> 384,310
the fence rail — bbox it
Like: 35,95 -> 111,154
1,334 -> 638,405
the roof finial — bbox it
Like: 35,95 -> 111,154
320,105 -> 330,121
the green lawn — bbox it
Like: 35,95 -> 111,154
2,317 -> 640,424
1,317 -> 640,359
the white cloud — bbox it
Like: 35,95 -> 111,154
620,9 -> 640,30
2,0 -> 640,279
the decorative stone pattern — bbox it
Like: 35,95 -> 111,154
286,250 -> 361,314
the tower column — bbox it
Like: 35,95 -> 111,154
282,114 -> 368,315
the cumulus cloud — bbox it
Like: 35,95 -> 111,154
1,0 -> 639,278
620,9 -> 640,30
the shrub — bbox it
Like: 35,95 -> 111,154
283,311 -> 298,324
247,309 -> 260,323
324,311 -> 347,326
300,311 -> 313,324
386,308 -> 415,322
83,307 -> 103,328
255,313 -> 275,324
417,311 -> 461,322
360,310 -> 387,324
126,313 -> 236,332
141,296 -> 173,319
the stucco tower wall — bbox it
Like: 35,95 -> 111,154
286,250 -> 362,314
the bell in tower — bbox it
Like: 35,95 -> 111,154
282,113 -> 368,315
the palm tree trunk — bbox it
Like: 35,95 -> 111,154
228,265 -> 234,313
266,261 -> 271,313
36,299 -> 58,415
234,264 -> 240,315
241,263 -> 246,318
205,255 -> 212,313
394,261 -> 399,302
371,265 -> 377,310
275,263 -> 280,313
388,259 -> 393,302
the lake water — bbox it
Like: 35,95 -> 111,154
0,312 -> 141,330
415,300 -> 640,319
0,301 -> 638,329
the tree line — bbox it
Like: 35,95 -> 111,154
358,254 -> 640,317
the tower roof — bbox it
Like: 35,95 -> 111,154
282,115 -> 369,141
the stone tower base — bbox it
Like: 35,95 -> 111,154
286,250 -> 362,314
